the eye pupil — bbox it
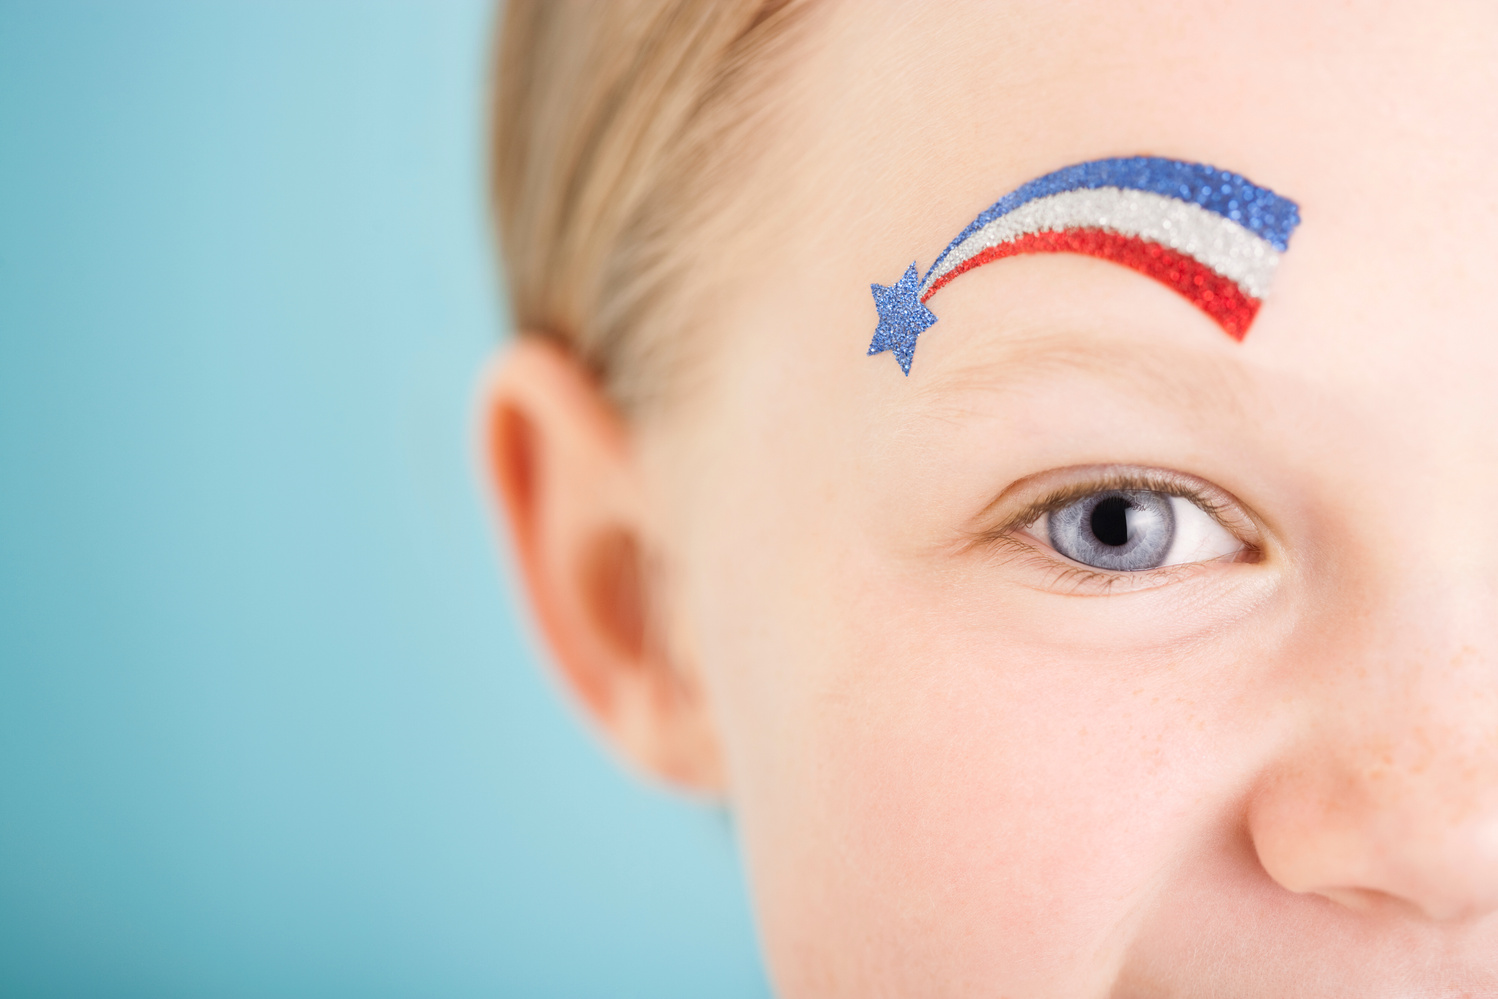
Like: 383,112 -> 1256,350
1089,496 -> 1132,547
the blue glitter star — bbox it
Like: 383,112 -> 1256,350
867,262 -> 937,376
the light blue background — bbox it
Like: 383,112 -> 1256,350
0,3 -> 769,995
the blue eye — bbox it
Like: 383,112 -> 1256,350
1046,489 -> 1177,571
1040,487 -> 1244,572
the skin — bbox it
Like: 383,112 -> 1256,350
485,2 -> 1498,995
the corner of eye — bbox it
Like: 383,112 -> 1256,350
953,524 -> 1033,562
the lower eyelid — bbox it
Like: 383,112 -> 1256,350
993,533 -> 1216,595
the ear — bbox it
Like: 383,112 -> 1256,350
479,336 -> 725,793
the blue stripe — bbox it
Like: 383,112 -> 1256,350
925,156 -> 1301,281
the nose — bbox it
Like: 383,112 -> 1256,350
1247,595 -> 1498,923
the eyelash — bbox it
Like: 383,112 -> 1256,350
968,469 -> 1260,595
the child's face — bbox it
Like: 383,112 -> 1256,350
496,1 -> 1498,994
636,2 -> 1498,994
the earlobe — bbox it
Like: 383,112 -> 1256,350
479,336 -> 726,794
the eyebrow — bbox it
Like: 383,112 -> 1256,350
909,328 -> 1256,425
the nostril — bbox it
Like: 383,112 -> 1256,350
1313,886 -> 1443,920
1314,886 -> 1384,914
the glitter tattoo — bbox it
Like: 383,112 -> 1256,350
868,156 -> 1302,375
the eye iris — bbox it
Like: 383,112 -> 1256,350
1047,489 -> 1176,571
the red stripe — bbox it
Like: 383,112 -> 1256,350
921,229 -> 1260,341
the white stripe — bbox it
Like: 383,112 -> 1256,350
922,187 -> 1281,299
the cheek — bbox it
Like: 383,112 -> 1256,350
708,552 -> 1266,997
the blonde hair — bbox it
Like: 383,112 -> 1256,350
491,0 -> 812,410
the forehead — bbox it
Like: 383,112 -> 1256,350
738,0 -> 1498,411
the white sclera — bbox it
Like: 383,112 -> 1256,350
1159,495 -> 1242,566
